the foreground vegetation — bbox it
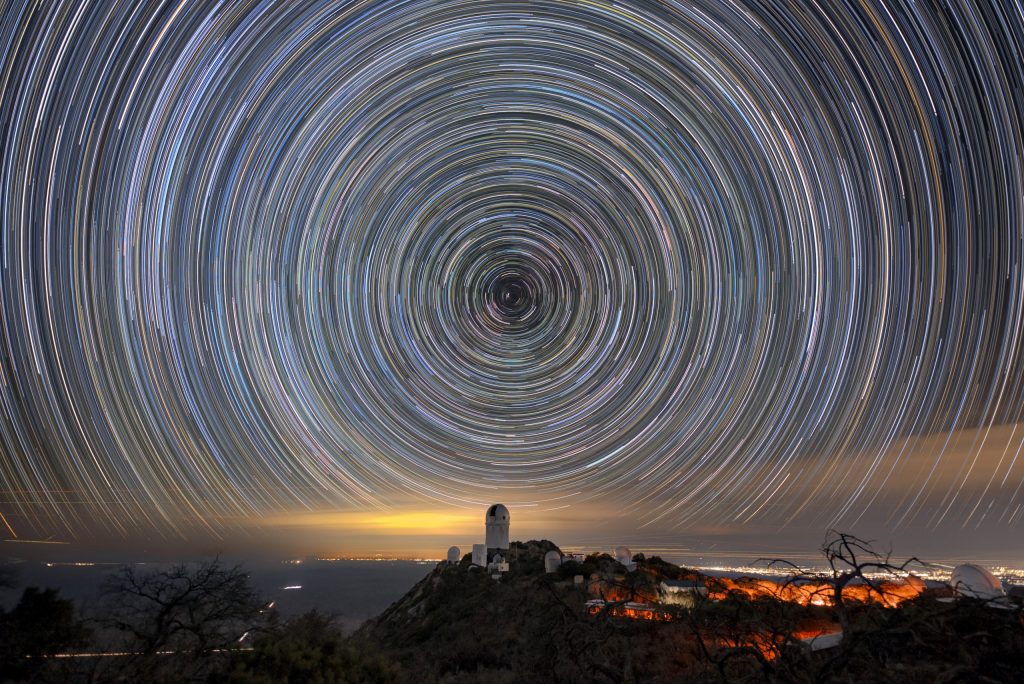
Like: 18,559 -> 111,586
1,534 -> 1022,682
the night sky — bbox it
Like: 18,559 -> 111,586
1,1 -> 1023,560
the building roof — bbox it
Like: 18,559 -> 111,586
486,503 -> 510,522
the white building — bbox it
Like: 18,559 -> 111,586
453,504 -> 512,575
488,553 -> 510,576
472,543 -> 488,567
614,546 -> 635,570
660,579 -> 707,607
544,550 -> 563,573
950,563 -> 1005,600
485,504 -> 510,550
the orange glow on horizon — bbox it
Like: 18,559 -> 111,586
258,508 -> 481,536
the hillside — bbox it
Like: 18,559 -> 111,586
356,541 -> 1024,684
357,540 -> 701,682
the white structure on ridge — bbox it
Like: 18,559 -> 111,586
472,543 -> 488,567
460,504 -> 512,575
544,550 -> 563,573
485,504 -> 510,550
614,545 -> 636,570
447,546 -> 461,563
950,563 -> 1005,600
660,579 -> 708,607
488,553 -> 509,576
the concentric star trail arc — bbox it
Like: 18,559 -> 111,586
1,0 -> 1023,541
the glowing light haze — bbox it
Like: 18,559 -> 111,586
1,0 -> 1023,559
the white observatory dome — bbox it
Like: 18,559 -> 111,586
950,563 -> 1004,600
447,546 -> 461,563
614,546 -> 632,565
486,503 -> 510,523
544,550 -> 562,573
485,503 -> 510,550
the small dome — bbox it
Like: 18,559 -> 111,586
447,546 -> 461,563
614,546 -> 632,564
544,550 -> 562,573
950,563 -> 1004,599
485,503 -> 510,523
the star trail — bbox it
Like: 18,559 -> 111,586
1,0 -> 1023,544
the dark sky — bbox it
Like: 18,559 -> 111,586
1,0 -> 1022,564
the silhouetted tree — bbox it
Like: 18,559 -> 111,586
99,558 -> 266,681
0,586 -> 89,680
763,530 -> 923,635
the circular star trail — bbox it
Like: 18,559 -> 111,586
1,0 -> 1023,539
